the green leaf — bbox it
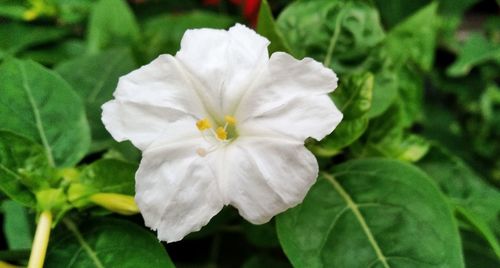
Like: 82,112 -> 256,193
396,67 -> 424,126
87,0 -> 140,53
56,48 -> 137,151
368,67 -> 399,118
383,2 -> 439,71
68,159 -> 137,207
20,39 -> 86,66
277,159 -> 464,268
313,117 -> 368,157
359,104 -> 430,162
2,200 -> 33,249
277,0 -> 385,73
373,0 -> 429,29
0,0 -> 26,20
418,146 -> 500,254
374,0 -> 478,28
461,229 -> 500,267
141,11 -> 235,62
256,0 -> 291,54
447,33 -> 500,77
0,22 -> 67,60
455,206 -> 500,259
312,72 -> 374,156
46,217 -> 175,268
332,72 -> 373,120
0,131 -> 52,207
0,58 -> 90,167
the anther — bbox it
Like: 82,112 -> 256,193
196,118 -> 211,131
215,127 -> 227,140
224,115 -> 236,125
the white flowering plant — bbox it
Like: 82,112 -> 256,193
0,0 -> 499,267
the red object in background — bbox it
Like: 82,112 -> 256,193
241,0 -> 260,27
202,0 -> 261,27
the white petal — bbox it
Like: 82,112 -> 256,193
235,52 -> 340,139
176,24 -> 270,116
239,95 -> 343,141
112,54 -> 211,118
102,101 -> 199,151
220,137 -> 318,224
136,139 -> 224,243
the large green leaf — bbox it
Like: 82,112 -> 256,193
256,0 -> 291,54
68,159 -> 137,207
418,146 -> 500,257
0,22 -> 67,60
56,48 -> 137,151
383,2 -> 438,71
0,58 -> 90,167
2,200 -> 33,249
87,0 -> 140,53
277,0 -> 385,73
0,131 -> 52,206
45,217 -> 175,267
141,11 -> 234,62
277,159 -> 463,267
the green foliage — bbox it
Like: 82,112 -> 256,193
277,0 -> 385,73
0,22 -> 67,60
45,218 -> 174,267
55,48 -> 138,151
0,58 -> 90,167
68,159 -> 137,208
313,72 -> 373,156
141,11 -> 235,63
87,0 -> 140,53
0,0 -> 498,267
418,146 -> 500,248
382,2 -> 438,71
277,159 -> 463,268
2,200 -> 33,249
0,131 -> 50,206
256,0 -> 290,54
447,33 -> 500,76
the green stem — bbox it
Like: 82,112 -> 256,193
323,10 -> 344,67
27,211 -> 52,268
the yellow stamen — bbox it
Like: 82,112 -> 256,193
224,115 -> 237,125
196,118 -> 211,131
215,127 -> 227,140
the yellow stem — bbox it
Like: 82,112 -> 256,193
27,211 -> 52,268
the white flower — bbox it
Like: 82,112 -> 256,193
101,24 -> 342,242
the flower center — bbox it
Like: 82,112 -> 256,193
195,115 -> 237,157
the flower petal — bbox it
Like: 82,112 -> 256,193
112,54 -> 211,118
136,140 -> 224,243
176,24 -> 270,116
220,137 -> 318,224
235,52 -> 341,140
102,101 -> 199,150
239,94 -> 343,141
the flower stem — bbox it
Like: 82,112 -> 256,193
27,211 -> 52,268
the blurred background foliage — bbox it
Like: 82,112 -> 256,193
0,0 -> 499,267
